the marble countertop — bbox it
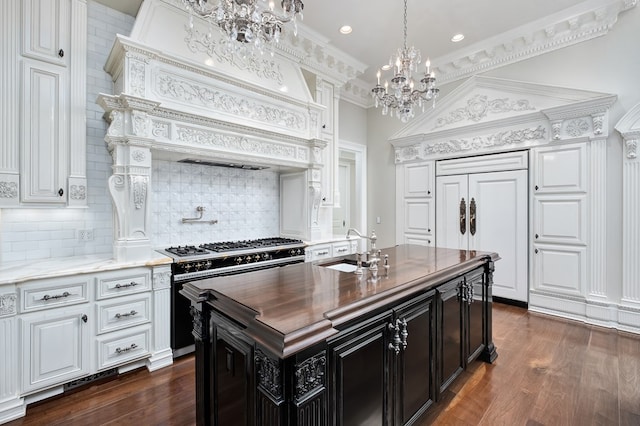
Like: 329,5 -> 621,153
0,252 -> 172,286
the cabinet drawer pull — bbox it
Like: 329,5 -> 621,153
115,343 -> 138,354
336,248 -> 348,253
115,310 -> 138,319
41,291 -> 71,301
115,281 -> 139,289
317,250 -> 329,256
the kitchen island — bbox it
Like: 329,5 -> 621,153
181,244 -> 499,426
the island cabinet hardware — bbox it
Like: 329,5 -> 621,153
182,244 -> 498,425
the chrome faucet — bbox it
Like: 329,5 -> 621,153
346,228 -> 387,278
346,228 -> 377,251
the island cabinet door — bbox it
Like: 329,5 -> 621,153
213,327 -> 254,426
393,293 -> 435,425
329,311 -> 394,426
465,269 -> 486,364
437,278 -> 465,395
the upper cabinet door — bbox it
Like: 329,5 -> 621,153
404,162 -> 434,198
22,0 -> 70,67
532,143 -> 587,194
21,60 -> 68,204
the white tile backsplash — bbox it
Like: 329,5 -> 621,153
150,160 -> 280,248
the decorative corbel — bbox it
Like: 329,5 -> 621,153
551,120 -> 563,140
592,113 -> 605,135
626,139 -> 638,159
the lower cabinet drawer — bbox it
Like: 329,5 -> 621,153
96,326 -> 150,370
96,268 -> 151,300
309,245 -> 332,261
95,294 -> 151,335
20,276 -> 91,313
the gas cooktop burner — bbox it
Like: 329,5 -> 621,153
200,237 -> 303,253
165,245 -> 209,257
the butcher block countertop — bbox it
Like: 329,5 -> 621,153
181,244 -> 499,358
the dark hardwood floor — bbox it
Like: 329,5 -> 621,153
7,303 -> 640,425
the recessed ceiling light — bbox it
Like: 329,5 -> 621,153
451,33 -> 465,42
381,64 -> 391,71
339,25 -> 352,35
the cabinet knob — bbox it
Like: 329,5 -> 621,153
427,190 -> 431,195
58,188 -> 64,196
535,185 -> 539,191
81,314 -> 88,323
535,234 -> 539,239
535,248 -> 539,254
58,49 -> 64,58
322,124 -> 326,129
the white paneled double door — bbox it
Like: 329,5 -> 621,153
436,170 -> 528,302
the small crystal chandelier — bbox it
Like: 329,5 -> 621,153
371,0 -> 439,123
182,0 -> 304,56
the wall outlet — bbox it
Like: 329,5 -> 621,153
77,229 -> 94,241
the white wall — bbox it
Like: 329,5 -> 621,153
339,99 -> 368,145
366,5 -> 640,261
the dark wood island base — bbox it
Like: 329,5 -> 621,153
181,245 -> 499,426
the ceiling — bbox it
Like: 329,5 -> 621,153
95,0 -> 606,87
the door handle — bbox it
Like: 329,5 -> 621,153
459,198 -> 466,235
470,198 -> 477,236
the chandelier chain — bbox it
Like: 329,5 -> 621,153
370,0 -> 439,122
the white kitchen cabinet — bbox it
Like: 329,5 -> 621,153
21,59 -> 69,204
305,240 -> 359,262
315,79 -> 339,207
21,305 -> 90,395
531,143 -> 588,297
435,154 -> 529,303
0,0 -> 86,207
396,161 -> 435,247
22,0 -> 70,66
10,265 -> 163,402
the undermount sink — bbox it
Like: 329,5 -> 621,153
323,263 -> 358,273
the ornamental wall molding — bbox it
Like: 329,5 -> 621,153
0,181 -> 18,199
184,26 -> 284,84
0,293 -> 17,317
69,185 -> 86,200
432,0 -> 637,85
153,71 -> 307,131
433,95 -> 536,130
106,35 -> 324,124
152,269 -> 171,290
395,125 -> 547,163
626,139 -> 638,159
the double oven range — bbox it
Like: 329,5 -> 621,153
159,237 -> 306,357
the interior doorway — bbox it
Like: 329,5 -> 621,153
333,141 -> 367,252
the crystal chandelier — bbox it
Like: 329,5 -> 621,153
371,0 -> 439,123
182,0 -> 304,56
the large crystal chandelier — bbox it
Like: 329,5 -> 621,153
371,0 -> 439,123
182,0 -> 304,55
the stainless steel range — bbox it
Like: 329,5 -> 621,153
160,237 -> 306,357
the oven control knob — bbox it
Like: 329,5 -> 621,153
235,256 -> 243,265
254,254 -> 261,262
262,253 -> 270,260
205,260 -> 212,270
